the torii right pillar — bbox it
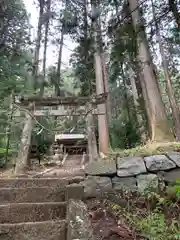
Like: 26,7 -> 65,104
94,53 -> 109,155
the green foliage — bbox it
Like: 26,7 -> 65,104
110,117 -> 140,149
135,211 -> 180,240
70,37 -> 95,96
0,0 -> 31,164
166,179 -> 180,200
0,148 -> 14,167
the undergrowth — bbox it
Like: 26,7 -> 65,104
109,142 -> 180,158
128,210 -> 180,240
107,185 -> 180,240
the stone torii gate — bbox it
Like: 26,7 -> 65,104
15,93 -> 108,166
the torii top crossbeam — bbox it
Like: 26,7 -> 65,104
16,93 -> 108,106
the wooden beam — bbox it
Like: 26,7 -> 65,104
13,108 -> 106,117
15,93 -> 108,107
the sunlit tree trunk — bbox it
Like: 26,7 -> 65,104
128,0 -> 174,142
151,0 -> 180,140
101,53 -> 112,124
32,0 -> 45,90
84,0 -> 98,155
56,0 -> 69,96
56,31 -> 64,96
41,0 -> 51,96
91,0 -> 109,154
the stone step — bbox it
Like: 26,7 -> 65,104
43,169 -> 85,178
0,177 -> 84,188
0,220 -> 67,240
0,202 -> 66,223
0,187 -> 65,204
0,178 -> 69,188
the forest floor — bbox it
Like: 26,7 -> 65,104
0,157 -> 85,178
86,190 -> 180,240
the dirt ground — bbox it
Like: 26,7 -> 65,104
86,199 -> 145,240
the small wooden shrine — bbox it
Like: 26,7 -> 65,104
54,133 -> 87,155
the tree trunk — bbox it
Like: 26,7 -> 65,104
168,0 -> 180,28
41,0 -> 51,96
152,0 -> 180,140
84,0 -> 98,154
101,53 -> 112,124
56,31 -> 64,96
129,69 -> 139,106
128,0 -> 174,142
94,53 -> 109,154
15,106 -> 33,174
56,0 -> 69,96
32,1 -> 44,90
91,0 -> 109,154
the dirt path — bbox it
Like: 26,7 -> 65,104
0,154 -> 85,179
41,154 -> 85,178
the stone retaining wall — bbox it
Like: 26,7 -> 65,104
82,151 -> 180,196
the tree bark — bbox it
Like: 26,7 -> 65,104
128,0 -> 174,142
152,0 -> 180,140
32,0 -> 44,90
41,0 -> 51,96
101,53 -> 112,124
168,0 -> 180,28
56,0 -> 69,96
94,53 -> 109,153
91,0 -> 109,154
56,31 -> 64,96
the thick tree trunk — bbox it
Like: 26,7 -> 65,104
56,0 -> 69,96
101,53 -> 112,124
84,0 -> 98,155
56,31 -> 64,96
129,69 -> 139,106
41,0 -> 51,96
168,0 -> 180,28
91,0 -> 109,154
152,0 -> 180,140
128,0 -> 174,142
32,1 -> 44,90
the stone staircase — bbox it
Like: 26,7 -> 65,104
0,177 -> 84,240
